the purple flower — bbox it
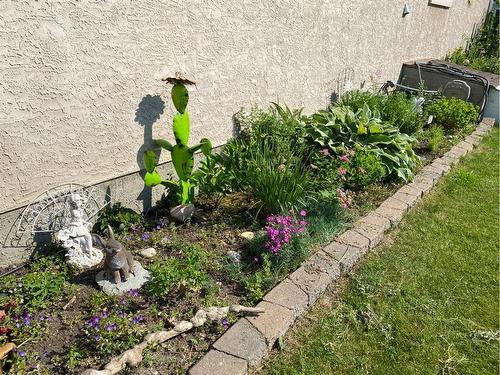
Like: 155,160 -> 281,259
221,318 -> 229,329
127,289 -> 140,298
87,316 -> 100,329
94,335 -> 101,342
106,323 -> 117,331
15,322 -> 20,328
118,310 -> 126,318
132,315 -> 144,324
18,350 -> 26,357
142,232 -> 150,241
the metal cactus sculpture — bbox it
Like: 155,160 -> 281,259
143,74 -> 212,205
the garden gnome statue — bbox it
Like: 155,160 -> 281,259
56,193 -> 103,269
93,226 -> 150,295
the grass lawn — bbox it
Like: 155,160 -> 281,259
259,127 -> 499,375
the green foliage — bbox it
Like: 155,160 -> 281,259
383,91 -> 425,135
243,253 -> 273,304
4,254 -> 69,312
339,90 -> 425,134
147,244 -> 210,296
343,147 -> 386,190
307,104 -> 419,182
143,81 -> 213,205
446,10 -> 499,74
201,104 -> 313,215
425,97 -> 479,131
421,125 -> 445,152
93,202 -> 142,234
66,345 -> 85,371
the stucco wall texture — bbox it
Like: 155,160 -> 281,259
0,0 -> 489,214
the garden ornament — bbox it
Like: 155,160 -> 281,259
142,72 -> 212,220
93,226 -> 150,295
56,193 -> 104,269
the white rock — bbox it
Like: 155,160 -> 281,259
240,231 -> 255,240
140,247 -> 157,258
227,250 -> 241,264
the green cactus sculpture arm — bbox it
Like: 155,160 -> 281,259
141,75 -> 212,206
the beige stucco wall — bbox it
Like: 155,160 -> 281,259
0,0 -> 489,214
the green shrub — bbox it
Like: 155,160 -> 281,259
147,244 -> 210,296
383,91 -> 425,135
421,125 -> 445,152
94,203 -> 142,234
446,10 -> 499,74
339,90 -> 425,135
425,97 -> 479,131
202,104 -> 313,215
343,147 -> 386,190
307,104 -> 419,182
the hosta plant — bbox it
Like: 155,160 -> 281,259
307,104 -> 419,182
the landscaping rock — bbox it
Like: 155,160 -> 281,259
239,231 -> 255,240
355,213 -> 391,232
336,229 -> 370,250
213,318 -> 267,367
247,301 -> 295,348
397,184 -> 424,198
323,241 -> 365,272
227,250 -> 241,264
380,197 -> 409,212
353,226 -> 384,249
139,247 -> 157,258
95,261 -> 150,295
263,278 -> 309,318
374,205 -> 404,226
430,160 -> 451,174
288,264 -> 334,305
189,349 -> 247,375
392,191 -> 420,208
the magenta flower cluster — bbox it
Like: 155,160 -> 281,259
336,187 -> 354,209
264,210 -> 307,254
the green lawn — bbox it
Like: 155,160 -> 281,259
260,128 -> 499,375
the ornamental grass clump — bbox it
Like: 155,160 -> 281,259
264,210 -> 307,254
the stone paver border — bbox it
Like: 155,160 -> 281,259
189,119 -> 495,375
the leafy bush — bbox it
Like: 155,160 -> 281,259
147,244 -> 210,296
307,104 -> 419,182
383,91 -> 425,135
420,125 -> 445,152
199,104 -> 313,215
339,90 -> 425,135
342,147 -> 386,190
425,97 -> 479,131
94,203 -> 142,234
446,10 -> 499,74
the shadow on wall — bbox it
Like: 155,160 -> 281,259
135,94 -> 165,213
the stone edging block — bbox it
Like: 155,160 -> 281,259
189,119 -> 494,374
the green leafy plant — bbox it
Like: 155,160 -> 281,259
425,97 -> 479,131
93,202 -> 142,234
143,79 -> 212,205
339,90 -> 425,135
307,104 -> 419,182
147,243 -> 210,296
446,10 -> 499,74
203,104 -> 313,215
342,147 -> 386,190
421,125 -> 445,152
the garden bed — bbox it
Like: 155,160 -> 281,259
0,89 -> 488,374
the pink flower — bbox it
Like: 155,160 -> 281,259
338,167 -> 347,175
339,154 -> 350,163
299,210 -> 307,217
320,148 -> 330,156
